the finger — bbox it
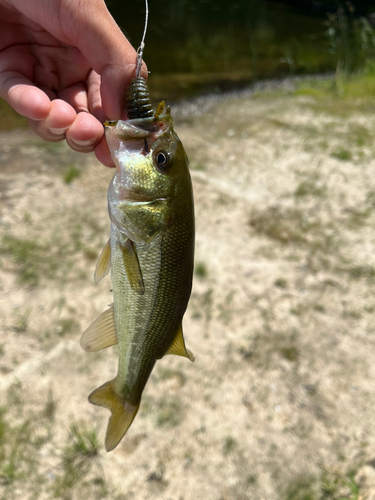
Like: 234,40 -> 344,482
58,83 -> 89,113
87,70 -> 106,123
28,99 -> 77,141
65,111 -> 104,153
95,135 -> 115,167
99,60 -> 148,121
60,1 -> 148,119
40,86 -> 58,101
0,71 -> 51,120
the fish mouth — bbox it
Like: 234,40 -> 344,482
118,195 -> 168,206
117,186 -> 168,203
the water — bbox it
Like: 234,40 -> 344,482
105,0 -> 331,100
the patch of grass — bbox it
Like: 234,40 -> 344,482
0,230 -> 87,287
288,416 -> 314,439
190,287 -> 214,323
222,436 -> 237,455
44,387 -> 57,420
12,308 -> 31,333
63,164 -> 81,184
313,304 -> 325,313
349,123 -> 372,148
32,140 -> 64,154
339,73 -> 375,99
7,382 -> 23,408
1,234 -> 46,286
53,422 -> 100,497
246,474 -> 257,486
331,148 -> 352,161
320,471 -> 340,497
84,247 -> 98,261
338,264 -> 375,280
195,261 -> 207,278
218,291 -> 234,325
274,277 -> 288,288
23,211 -> 31,223
240,329 -> 300,369
156,367 -> 187,387
0,100 -> 28,130
55,317 -> 79,337
343,309 -> 362,320
280,345 -> 299,362
155,398 -> 183,428
366,190 -> 375,207
290,303 -> 307,317
294,73 -> 375,102
249,205 -> 311,245
284,474 -> 318,500
0,395 -> 111,499
339,472 -> 360,500
294,85 -> 332,99
319,469 -> 362,500
342,206 -> 373,230
0,404 -> 49,489
295,180 -> 326,198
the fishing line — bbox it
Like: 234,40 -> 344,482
135,0 -> 149,78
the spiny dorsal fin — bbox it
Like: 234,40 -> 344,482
80,305 -> 117,352
94,239 -> 111,284
165,324 -> 195,362
120,239 -> 145,295
88,378 -> 139,452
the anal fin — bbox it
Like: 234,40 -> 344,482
94,239 -> 111,284
165,324 -> 195,362
89,379 -> 139,452
80,305 -> 117,352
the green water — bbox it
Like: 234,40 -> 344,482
106,0 -> 331,99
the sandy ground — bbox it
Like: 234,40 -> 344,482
1,84 -> 375,499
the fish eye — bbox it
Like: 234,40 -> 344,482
154,149 -> 171,173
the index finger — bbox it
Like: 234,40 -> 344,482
0,71 -> 51,120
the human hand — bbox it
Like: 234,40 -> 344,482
0,0 -> 147,166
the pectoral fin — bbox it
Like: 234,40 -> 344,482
165,324 -> 195,362
80,305 -> 117,352
94,239 -> 111,284
89,378 -> 139,452
119,239 -> 145,295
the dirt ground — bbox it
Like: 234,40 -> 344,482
1,81 -> 375,500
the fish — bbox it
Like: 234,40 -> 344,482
80,77 -> 195,452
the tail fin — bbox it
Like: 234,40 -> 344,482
88,379 -> 139,452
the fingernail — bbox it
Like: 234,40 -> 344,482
70,138 -> 98,147
49,126 -> 70,135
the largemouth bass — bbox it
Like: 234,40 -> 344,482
81,78 -> 195,452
